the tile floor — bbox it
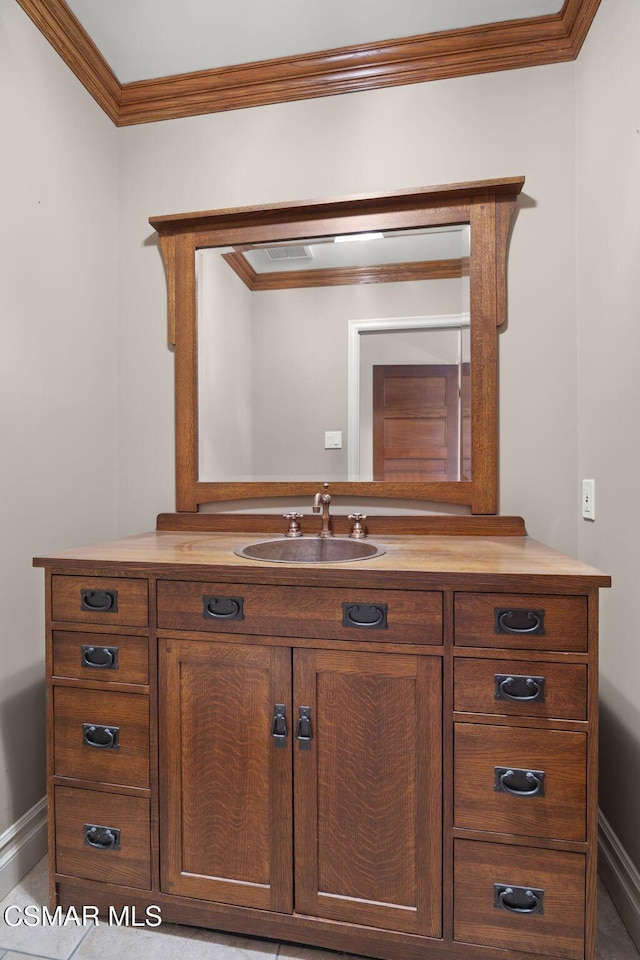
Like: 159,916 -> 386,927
0,857 -> 637,960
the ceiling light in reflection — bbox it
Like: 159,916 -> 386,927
334,232 -> 384,243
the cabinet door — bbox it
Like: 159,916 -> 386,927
160,639 -> 292,911
294,649 -> 442,935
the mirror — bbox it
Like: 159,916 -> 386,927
196,225 -> 470,484
150,177 -> 523,513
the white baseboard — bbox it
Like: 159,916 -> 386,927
0,797 -> 47,901
599,808 -> 640,951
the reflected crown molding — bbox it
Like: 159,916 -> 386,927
222,251 -> 470,291
16,0 -> 600,127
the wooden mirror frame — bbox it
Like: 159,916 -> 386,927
150,176 -> 524,514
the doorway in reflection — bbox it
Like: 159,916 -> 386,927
353,318 -> 470,482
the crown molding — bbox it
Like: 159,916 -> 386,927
16,0 -> 601,127
222,251 -> 469,291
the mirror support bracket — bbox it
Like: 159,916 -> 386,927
158,234 -> 177,345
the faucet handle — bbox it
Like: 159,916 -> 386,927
348,514 -> 368,539
282,513 -> 303,538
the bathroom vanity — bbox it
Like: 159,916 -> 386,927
35,515 -> 609,960
35,178 -> 610,959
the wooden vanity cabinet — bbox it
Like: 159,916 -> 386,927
35,529 -> 609,960
160,639 -> 293,912
293,648 -> 441,937
160,640 -> 442,936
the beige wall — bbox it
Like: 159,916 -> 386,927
250,285 -> 353,482
5,0 -> 639,896
198,250 -> 254,480
576,0 -> 640,873
0,1 -> 118,832
117,62 -> 579,546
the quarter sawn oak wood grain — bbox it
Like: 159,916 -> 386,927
160,640 -> 293,912
52,631 -> 149,685
454,839 -> 586,959
294,649 -> 442,935
156,580 -> 443,644
55,786 -> 151,889
38,527 -> 608,960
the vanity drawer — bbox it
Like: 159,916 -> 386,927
51,575 -> 148,627
157,580 -> 443,644
53,687 -> 149,788
454,659 -> 587,720
454,840 -> 585,959
55,786 -> 151,889
454,722 -> 586,841
52,631 -> 149,685
454,593 -> 587,651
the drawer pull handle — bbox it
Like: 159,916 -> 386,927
494,884 -> 544,915
202,595 -> 244,621
272,704 -> 288,748
295,707 -> 312,750
495,766 -> 545,797
81,589 -> 118,613
83,824 -> 121,851
83,724 -> 120,750
81,645 -> 119,670
342,603 -> 388,629
495,608 -> 545,635
495,674 -> 545,703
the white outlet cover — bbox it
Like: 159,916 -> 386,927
582,478 -> 595,520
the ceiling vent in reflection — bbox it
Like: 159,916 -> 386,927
265,245 -> 313,261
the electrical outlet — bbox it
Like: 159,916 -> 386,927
582,479 -> 595,521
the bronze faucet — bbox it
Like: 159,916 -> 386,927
312,483 -> 333,538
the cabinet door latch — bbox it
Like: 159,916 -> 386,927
295,707 -> 312,750
271,704 -> 288,748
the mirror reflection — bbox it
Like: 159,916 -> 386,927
197,224 -> 470,483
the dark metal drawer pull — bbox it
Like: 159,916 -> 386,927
295,707 -> 312,750
494,884 -> 544,915
81,645 -> 119,670
272,704 -> 288,748
342,602 -> 388,629
83,824 -> 121,851
83,724 -> 120,750
495,766 -> 545,797
495,608 -> 545,635
81,589 -> 118,613
495,674 -> 545,703
202,595 -> 244,620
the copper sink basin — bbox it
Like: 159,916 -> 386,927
235,537 -> 385,564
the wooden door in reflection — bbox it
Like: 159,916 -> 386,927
373,364 -> 461,481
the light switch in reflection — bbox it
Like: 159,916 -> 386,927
324,431 -> 342,450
